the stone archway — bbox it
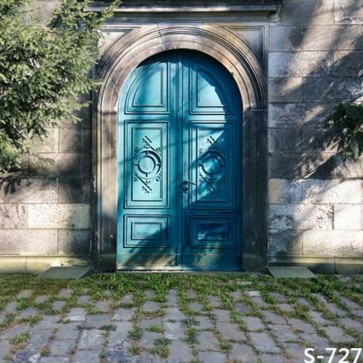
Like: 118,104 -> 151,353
95,24 -> 267,270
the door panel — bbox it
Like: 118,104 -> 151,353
118,50 -> 242,270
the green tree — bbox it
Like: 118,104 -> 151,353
0,0 -> 119,172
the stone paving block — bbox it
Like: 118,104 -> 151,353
139,331 -> 162,349
229,343 -> 258,363
187,290 -> 197,299
17,290 -> 33,299
72,350 -> 101,363
77,295 -> 91,305
84,314 -> 112,329
55,323 -> 80,340
309,311 -> 331,325
0,341 -> 10,359
288,318 -> 316,334
94,300 -> 111,313
235,302 -> 251,314
141,302 -> 161,313
120,294 -> 134,306
58,288 -> 73,299
299,333 -> 331,354
326,303 -> 347,317
78,329 -> 104,350
168,340 -> 193,362
285,343 -> 306,360
277,303 -> 294,313
198,352 -> 226,363
250,297 -> 268,307
65,308 -> 86,322
339,296 -> 360,310
216,322 -> 246,341
33,316 -> 60,330
34,295 -> 49,304
108,322 -> 133,347
164,321 -> 184,340
164,307 -> 185,321
39,358 -> 71,363
13,350 -> 41,363
269,292 -> 288,303
322,326 -> 355,344
106,345 -> 133,363
208,296 -> 222,307
353,310 -> 363,318
5,302 -> 18,313
242,316 -> 265,331
212,309 -> 231,322
249,332 -> 280,354
261,311 -> 286,325
48,339 -> 74,356
1,324 -> 30,340
144,290 -> 155,299
268,324 -> 299,343
258,354 -> 282,363
230,291 -> 243,300
196,331 -> 220,351
188,302 -> 203,313
246,291 -> 261,297
112,308 -> 135,321
166,290 -> 178,306
52,301 -> 66,312
339,317 -> 363,333
139,317 -> 164,330
193,316 -> 214,330
19,307 -> 40,319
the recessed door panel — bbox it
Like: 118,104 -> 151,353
118,50 -> 242,270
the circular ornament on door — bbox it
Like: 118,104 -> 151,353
135,150 -> 162,178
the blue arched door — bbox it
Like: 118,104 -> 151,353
118,50 -> 242,270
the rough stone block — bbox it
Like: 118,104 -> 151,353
268,153 -> 313,179
334,204 -> 362,230
0,204 -> 27,228
302,230 -> 363,256
0,179 -> 58,204
268,77 -> 303,103
303,25 -> 362,50
32,128 -> 59,153
59,128 -> 91,153
58,179 -> 91,203
29,153 -> 91,178
334,0 -> 363,24
28,204 -> 90,229
333,51 -> 363,76
58,230 -> 91,255
303,75 -> 362,102
302,127 -> 340,153
268,179 -> 302,204
268,231 -> 303,257
282,0 -> 334,26
0,230 -> 57,255
301,179 -> 361,203
269,26 -> 302,51
269,204 -> 333,230
269,52 -> 333,77
268,128 -> 302,152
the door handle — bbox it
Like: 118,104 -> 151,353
183,180 -> 196,192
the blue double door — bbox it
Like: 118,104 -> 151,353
118,50 -> 242,270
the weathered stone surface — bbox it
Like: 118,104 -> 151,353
29,153 -> 90,178
333,51 -> 363,76
249,332 -> 280,353
268,77 -> 303,103
303,25 -> 362,50
164,307 -> 185,321
302,230 -> 363,256
28,204 -> 90,229
212,309 -> 231,322
269,51 -> 333,77
0,230 -> 57,255
282,0 -> 334,25
198,352 -> 226,363
0,179 -> 58,204
303,75 -> 362,102
288,318 -> 316,334
32,128 -> 59,153
78,329 -> 104,350
112,307 -> 135,321
193,316 -> 214,330
334,0 -> 363,24
268,230 -> 303,257
72,350 -> 101,363
269,26 -> 302,51
65,308 -> 87,322
0,204 -> 27,229
59,128 -> 90,153
58,179 -> 91,203
322,326 -> 355,344
164,321 -> 184,340
49,339 -> 74,356
216,322 -> 245,340
230,343 -> 258,363
56,323 -> 80,340
268,128 -> 302,152
242,317 -> 265,331
268,324 -> 299,343
301,179 -> 361,204
196,331 -> 220,351
168,341 -> 193,362
141,301 -> 161,313
334,204 -> 361,230
269,204 -> 333,230
58,230 -> 91,255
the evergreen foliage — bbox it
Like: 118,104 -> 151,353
0,0 -> 119,172
323,103 -> 363,161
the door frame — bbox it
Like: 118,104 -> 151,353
94,24 -> 267,271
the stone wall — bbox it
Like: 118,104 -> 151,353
0,0 -> 92,272
267,0 -> 363,272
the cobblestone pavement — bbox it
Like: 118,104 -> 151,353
0,274 -> 362,363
